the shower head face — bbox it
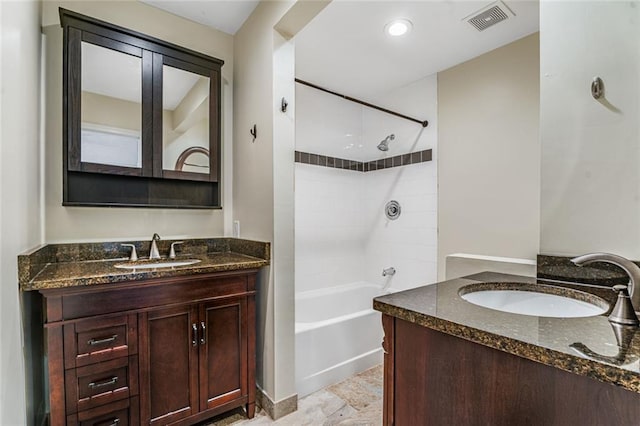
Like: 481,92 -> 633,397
377,134 -> 395,151
377,141 -> 389,151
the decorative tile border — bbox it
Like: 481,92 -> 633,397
294,149 -> 432,172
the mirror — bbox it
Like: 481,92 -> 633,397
81,41 -> 142,169
61,8 -> 224,208
162,65 -> 210,175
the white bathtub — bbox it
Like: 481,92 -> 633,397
295,282 -> 388,397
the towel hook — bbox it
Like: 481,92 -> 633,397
591,77 -> 604,100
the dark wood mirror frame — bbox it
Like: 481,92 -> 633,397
60,8 -> 224,208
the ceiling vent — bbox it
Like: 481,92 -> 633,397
465,1 -> 515,32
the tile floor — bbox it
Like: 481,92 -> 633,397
203,365 -> 383,426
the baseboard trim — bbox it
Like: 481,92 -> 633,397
255,386 -> 298,420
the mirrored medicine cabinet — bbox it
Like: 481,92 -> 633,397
60,8 -> 223,208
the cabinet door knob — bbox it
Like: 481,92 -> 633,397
192,323 -> 198,347
200,321 -> 206,345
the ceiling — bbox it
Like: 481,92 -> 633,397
295,0 -> 539,101
139,0 -> 259,35
134,1 -> 538,100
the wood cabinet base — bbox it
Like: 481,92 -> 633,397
41,270 -> 259,426
382,315 -> 640,425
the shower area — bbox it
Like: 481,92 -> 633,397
294,76 -> 439,396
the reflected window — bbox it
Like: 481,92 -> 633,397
80,41 -> 142,169
81,125 -> 141,168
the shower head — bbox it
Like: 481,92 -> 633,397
377,134 -> 395,151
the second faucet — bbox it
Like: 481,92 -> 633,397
149,233 -> 161,260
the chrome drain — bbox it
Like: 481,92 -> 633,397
385,200 -> 401,220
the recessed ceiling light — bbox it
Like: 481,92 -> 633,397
385,19 -> 412,37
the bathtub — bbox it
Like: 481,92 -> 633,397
295,282 -> 388,397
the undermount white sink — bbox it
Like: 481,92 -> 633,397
459,283 -> 609,318
114,259 -> 201,270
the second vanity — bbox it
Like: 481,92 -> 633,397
20,237 -> 269,426
374,268 -> 640,425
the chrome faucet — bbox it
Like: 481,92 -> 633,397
149,233 -> 161,260
571,252 -> 640,316
169,241 -> 184,259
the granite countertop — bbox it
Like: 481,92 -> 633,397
374,271 -> 640,394
19,237 -> 270,291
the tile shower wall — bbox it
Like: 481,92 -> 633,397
295,75 -> 438,293
363,164 -> 438,291
295,164 -> 366,293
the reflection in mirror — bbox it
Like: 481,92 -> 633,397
174,146 -> 210,173
81,42 -> 142,168
162,65 -> 210,175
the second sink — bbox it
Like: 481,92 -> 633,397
459,282 -> 609,318
115,259 -> 201,270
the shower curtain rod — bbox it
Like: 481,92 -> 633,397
295,78 -> 429,128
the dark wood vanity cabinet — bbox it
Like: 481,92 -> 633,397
139,298 -> 251,425
41,271 -> 257,426
382,315 -> 640,426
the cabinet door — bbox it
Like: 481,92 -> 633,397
198,297 -> 247,411
139,304 -> 199,425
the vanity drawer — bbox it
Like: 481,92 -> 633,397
64,314 -> 137,368
65,356 -> 138,413
67,396 -> 139,426
61,274 -> 251,319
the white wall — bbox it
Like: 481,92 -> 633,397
233,1 -> 328,409
233,0 -> 299,407
0,0 -> 43,424
295,75 -> 438,293
540,2 -> 640,259
438,33 -> 540,280
272,29 -> 297,404
42,0 -> 234,242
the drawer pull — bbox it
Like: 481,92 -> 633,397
88,376 -> 118,389
96,418 -> 120,426
87,335 -> 118,346
200,321 -> 206,345
192,323 -> 198,347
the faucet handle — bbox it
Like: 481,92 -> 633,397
121,244 -> 138,261
169,241 -> 184,259
609,285 -> 640,326
152,233 -> 161,241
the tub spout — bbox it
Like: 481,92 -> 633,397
382,267 -> 396,277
